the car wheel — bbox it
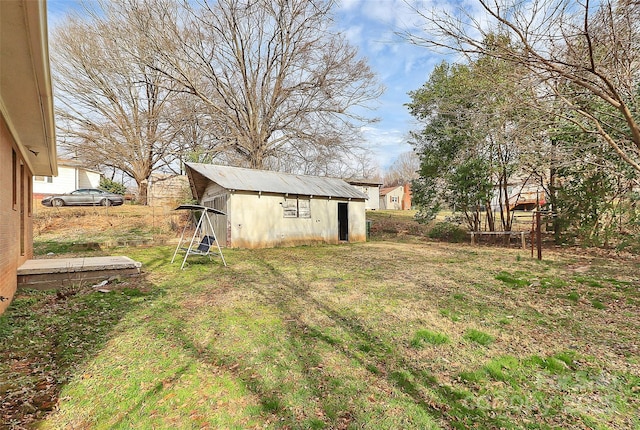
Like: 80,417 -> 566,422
101,198 -> 111,207
52,198 -> 64,207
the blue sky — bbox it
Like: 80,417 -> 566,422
334,0 -> 444,170
47,0 -> 445,171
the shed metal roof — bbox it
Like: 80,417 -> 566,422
186,163 -> 368,200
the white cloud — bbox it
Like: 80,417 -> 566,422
337,0 -> 364,11
361,125 -> 412,170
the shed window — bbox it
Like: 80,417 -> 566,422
34,176 -> 53,183
283,197 -> 311,218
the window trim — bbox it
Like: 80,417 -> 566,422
283,196 -> 311,219
12,149 -> 17,210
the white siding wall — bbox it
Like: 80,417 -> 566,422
380,186 -> 404,210
78,169 -> 100,189
352,185 -> 380,210
33,165 -> 100,195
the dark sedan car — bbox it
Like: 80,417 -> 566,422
41,188 -> 125,207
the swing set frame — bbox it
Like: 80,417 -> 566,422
171,204 -> 227,269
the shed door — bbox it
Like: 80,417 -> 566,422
338,202 -> 348,241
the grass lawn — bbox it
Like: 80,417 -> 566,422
1,208 -> 639,429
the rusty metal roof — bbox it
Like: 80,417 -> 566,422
186,163 -> 368,200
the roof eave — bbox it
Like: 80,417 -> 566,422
0,0 -> 57,176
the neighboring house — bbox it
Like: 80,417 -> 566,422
1,0 -> 57,314
185,163 -> 368,248
347,179 -> 383,210
148,174 -> 190,207
379,184 -> 412,210
491,178 -> 546,212
33,159 -> 101,198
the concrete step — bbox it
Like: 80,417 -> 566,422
17,256 -> 142,290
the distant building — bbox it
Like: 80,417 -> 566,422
186,163 -> 368,248
491,177 -> 545,212
379,183 -> 412,210
33,159 -> 101,198
1,0 -> 57,313
347,179 -> 383,210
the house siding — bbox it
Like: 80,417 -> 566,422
351,184 -> 380,210
380,186 -> 404,210
33,164 -> 101,197
1,116 -> 33,314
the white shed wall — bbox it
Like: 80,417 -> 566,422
228,193 -> 366,248
202,190 -> 365,249
352,184 -> 379,210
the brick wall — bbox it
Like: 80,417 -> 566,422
402,183 -> 412,210
1,115 -> 33,314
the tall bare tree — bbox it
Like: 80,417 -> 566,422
402,0 -> 640,173
132,0 -> 383,171
384,150 -> 420,187
52,2 -> 187,204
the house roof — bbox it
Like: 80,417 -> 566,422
380,186 -> 403,196
186,163 -> 368,200
346,179 -> 384,187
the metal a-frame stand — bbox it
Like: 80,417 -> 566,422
171,204 -> 227,269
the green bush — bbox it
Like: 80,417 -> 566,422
428,222 -> 468,243
99,177 -> 127,195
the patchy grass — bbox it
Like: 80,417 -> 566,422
591,299 -> 606,310
2,210 -> 639,429
410,329 -> 450,347
463,329 -> 495,346
495,271 -> 531,288
567,291 -> 580,302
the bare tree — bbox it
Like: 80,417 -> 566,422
133,0 -> 383,171
384,150 -> 419,187
402,0 -> 640,173
52,2 -> 188,204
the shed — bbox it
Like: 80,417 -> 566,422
347,179 -> 383,210
185,163 -> 368,248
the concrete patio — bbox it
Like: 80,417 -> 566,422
17,256 -> 142,289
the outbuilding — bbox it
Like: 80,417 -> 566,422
185,163 -> 368,248
347,179 -> 383,210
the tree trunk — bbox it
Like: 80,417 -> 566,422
137,179 -> 149,205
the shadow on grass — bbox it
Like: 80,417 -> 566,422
251,258 -> 511,429
158,253 -> 515,429
0,273 -> 165,428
